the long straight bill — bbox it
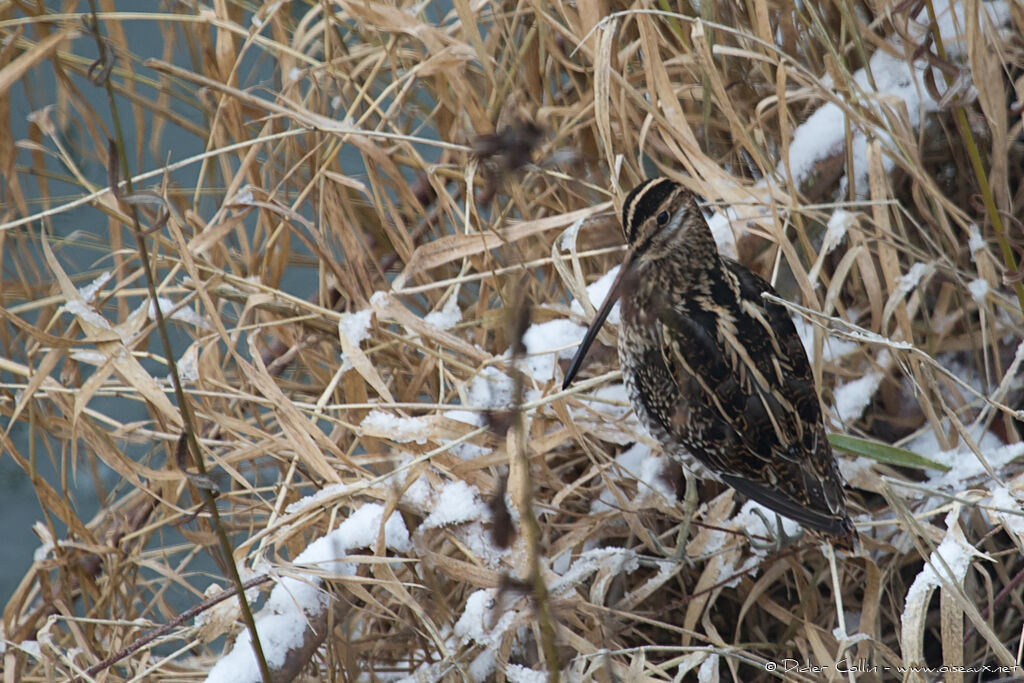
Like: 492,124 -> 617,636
562,251 -> 635,390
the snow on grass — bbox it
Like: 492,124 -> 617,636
784,90 -> 847,189
423,293 -> 462,329
230,186 -> 254,205
284,482 -> 362,515
467,651 -> 499,682
673,649 -> 719,681
265,504 -> 410,612
359,409 -> 430,444
715,554 -> 764,589
833,327 -> 915,350
793,316 -> 859,365
421,480 -> 490,529
705,208 -> 739,259
394,585 -> 522,682
936,441 -> 1024,489
148,296 -> 214,330
454,589 -> 519,649
572,383 -> 644,446
894,262 -> 935,298
11,640 -> 40,659
399,469 -> 434,510
824,209 -> 854,252
204,504 -> 410,683
439,409 -> 490,460
906,425 -> 1024,489
968,224 -> 986,260
570,265 -> 621,326
466,365 -> 517,411
837,453 -> 875,489
79,270 -> 113,302
808,208 -> 857,283
443,409 -> 483,427
576,382 -> 633,421
591,442 -> 673,512
506,664 -> 549,683
832,368 -> 886,423
728,500 -> 802,551
988,486 -> 1024,538
338,308 -> 373,347
967,278 -> 989,304
783,0 -> 1012,197
395,657 -> 464,683
556,215 -> 586,252
458,521 -> 512,568
521,318 -> 586,381
398,466 -> 511,567
900,507 -> 990,666
550,547 -> 639,594
698,653 -> 720,683
173,342 -> 200,383
61,299 -> 114,331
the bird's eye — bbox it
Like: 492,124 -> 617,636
656,210 -> 670,226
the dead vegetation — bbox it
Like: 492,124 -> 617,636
1,1 -> 1023,681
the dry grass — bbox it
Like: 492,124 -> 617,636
1,1 -> 1023,681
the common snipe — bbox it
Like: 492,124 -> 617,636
563,178 -> 856,549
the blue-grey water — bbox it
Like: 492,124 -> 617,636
0,2 -> 335,604
3,6 -> 198,604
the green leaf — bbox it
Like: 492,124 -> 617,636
828,433 -> 951,472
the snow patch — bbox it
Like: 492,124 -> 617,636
968,224 -> 985,259
284,482 -> 361,515
729,500 -> 802,550
901,508 -> 989,663
61,299 -> 113,331
592,442 -> 674,512
824,209 -> 855,252
551,547 -> 639,594
149,297 -> 214,330
705,208 -> 739,259
698,653 -> 720,683
833,369 -> 885,423
967,278 -> 989,304
793,317 -> 859,364
204,504 -> 409,683
570,265 -> 622,326
338,308 -> 373,347
173,342 -> 200,383
988,487 -> 1024,538
895,262 -> 935,297
79,271 -> 113,302
506,665 -> 549,683
454,589 -> 517,649
521,318 -> 587,381
783,0 -> 1012,197
466,366 -> 517,411
359,409 -> 429,444
424,295 -> 462,329
421,480 -> 490,529
907,426 -> 1023,489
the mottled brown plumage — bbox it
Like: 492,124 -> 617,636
564,178 -> 855,549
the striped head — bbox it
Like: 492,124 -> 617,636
562,177 -> 711,390
620,178 -> 710,262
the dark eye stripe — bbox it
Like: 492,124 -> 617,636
622,178 -> 678,245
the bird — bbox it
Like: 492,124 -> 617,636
562,177 -> 856,550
